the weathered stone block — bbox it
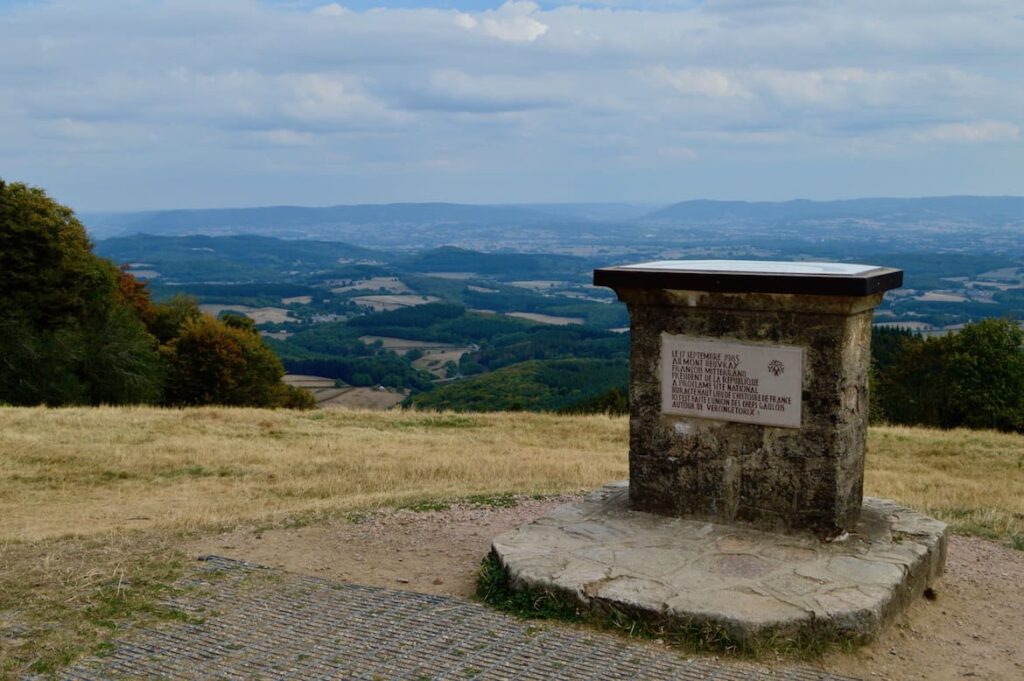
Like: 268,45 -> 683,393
594,262 -> 903,537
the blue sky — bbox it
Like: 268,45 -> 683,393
1,0 -> 1022,211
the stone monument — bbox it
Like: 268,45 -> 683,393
491,260 -> 948,646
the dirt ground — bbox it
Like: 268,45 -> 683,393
187,498 -> 1024,681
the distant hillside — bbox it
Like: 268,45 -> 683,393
406,358 -> 628,412
83,196 -> 1024,255
84,202 -> 559,240
401,246 -> 590,279
95,234 -> 386,282
642,196 -> 1024,224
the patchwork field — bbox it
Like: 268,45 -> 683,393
357,337 -> 472,377
282,374 -> 406,409
507,312 -> 584,325
352,294 -> 441,311
198,304 -> 292,324
508,280 -> 565,291
413,349 -> 473,378
422,272 -> 478,280
318,387 -> 407,410
331,277 -> 411,294
915,292 -> 968,302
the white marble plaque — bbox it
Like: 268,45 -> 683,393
661,335 -> 803,428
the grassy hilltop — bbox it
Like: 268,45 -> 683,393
2,407 -> 1022,542
2,406 -> 1023,676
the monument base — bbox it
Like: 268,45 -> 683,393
492,482 -> 947,647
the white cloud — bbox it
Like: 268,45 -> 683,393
456,1 -> 549,43
453,13 -> 477,30
256,129 -> 317,146
0,0 -> 1022,208
659,146 -> 699,160
913,121 -> 1021,144
654,67 -> 752,99
312,4 -> 347,17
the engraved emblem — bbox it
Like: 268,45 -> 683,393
768,359 -> 785,376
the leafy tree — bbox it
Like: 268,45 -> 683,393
149,294 -> 202,344
0,179 -> 112,330
875,318 -> 1024,432
0,317 -> 86,405
270,383 -> 317,410
559,386 -> 629,415
941,319 -> 1024,431
115,265 -> 158,328
77,303 -> 163,405
0,180 -> 163,405
161,315 -> 286,407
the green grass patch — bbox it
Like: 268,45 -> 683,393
462,493 -> 518,509
399,499 -> 452,513
1,536 -> 192,679
388,415 -> 484,430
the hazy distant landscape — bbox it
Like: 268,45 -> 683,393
84,196 -> 1024,410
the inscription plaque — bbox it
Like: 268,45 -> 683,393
661,335 -> 803,428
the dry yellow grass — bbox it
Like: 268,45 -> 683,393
865,425 -> 1024,540
0,407 -> 628,541
1,406 -> 1022,543
1,406 -> 1023,676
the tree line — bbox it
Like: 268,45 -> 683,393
564,322 -> 1024,433
0,180 -> 313,409
872,321 -> 1024,432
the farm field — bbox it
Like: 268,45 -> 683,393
422,272 -> 478,280
318,387 -> 407,409
508,280 -> 566,291
357,336 -> 464,353
915,292 -> 968,302
282,375 -> 406,409
331,277 -> 411,294
198,304 -> 292,324
413,349 -> 473,378
357,336 -> 472,377
507,311 -> 584,325
352,294 -> 441,311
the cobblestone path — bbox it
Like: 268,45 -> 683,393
60,556 -> 859,681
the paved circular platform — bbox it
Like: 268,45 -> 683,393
56,555 -> 858,680
493,482 -> 947,647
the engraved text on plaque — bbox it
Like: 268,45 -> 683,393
661,335 -> 803,428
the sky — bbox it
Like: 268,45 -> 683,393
1,0 -> 1022,211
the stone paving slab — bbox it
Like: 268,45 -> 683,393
56,555 -> 859,681
493,483 -> 947,647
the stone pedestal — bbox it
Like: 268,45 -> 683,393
593,261 -> 903,538
491,261 -> 947,647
